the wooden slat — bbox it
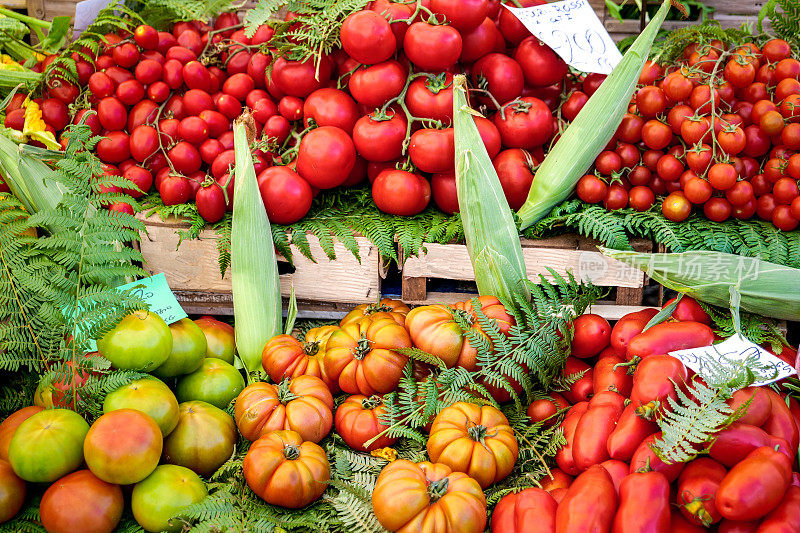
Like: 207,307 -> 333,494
137,215 -> 381,304
401,242 -> 646,288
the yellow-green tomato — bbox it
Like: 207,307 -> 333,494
8,409 -> 89,482
103,377 -> 180,437
97,310 -> 172,371
176,359 -> 245,409
162,401 -> 237,477
194,316 -> 236,364
132,464 -> 207,533
154,318 -> 207,378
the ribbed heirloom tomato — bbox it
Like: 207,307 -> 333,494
405,296 -> 514,370
372,460 -> 487,533
334,394 -> 397,452
324,315 -> 411,394
427,402 -> 518,489
234,376 -> 334,443
261,331 -> 336,386
243,430 -> 330,508
340,298 -> 410,326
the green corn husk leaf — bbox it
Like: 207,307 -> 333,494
453,74 -> 530,306
0,131 -> 65,213
231,112 -> 282,372
601,247 -> 800,322
517,0 -> 671,229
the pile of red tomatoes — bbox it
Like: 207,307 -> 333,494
510,298 -> 800,532
577,37 -> 800,232
8,0 -> 595,225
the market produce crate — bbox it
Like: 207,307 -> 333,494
589,0 -> 769,41
399,235 -> 653,320
137,214 -> 383,315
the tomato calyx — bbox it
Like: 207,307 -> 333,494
680,494 -> 714,527
352,334 -> 373,360
283,443 -> 301,460
361,395 -> 383,410
635,400 -> 661,421
276,378 -> 301,404
424,72 -> 452,95
365,303 -> 392,315
426,477 -> 450,502
612,358 -> 639,375
451,308 -> 474,328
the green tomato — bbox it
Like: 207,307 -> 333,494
194,316 -> 236,364
175,359 -> 245,409
162,401 -> 237,477
97,310 -> 172,371
103,377 -> 180,437
8,409 -> 89,482
132,464 -> 207,533
154,318 -> 207,378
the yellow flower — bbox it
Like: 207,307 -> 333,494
0,55 -> 24,71
370,447 -> 398,462
22,99 -> 60,150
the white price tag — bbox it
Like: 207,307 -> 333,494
74,0 -> 114,37
504,0 -> 622,75
669,335 -> 796,389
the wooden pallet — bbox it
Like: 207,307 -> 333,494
137,214 -> 383,314
588,0 -> 769,41
399,235 -> 653,321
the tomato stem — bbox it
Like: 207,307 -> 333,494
426,477 -> 449,502
283,443 -> 301,460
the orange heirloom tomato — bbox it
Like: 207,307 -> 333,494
372,459 -> 487,533
426,402 -> 518,488
405,296 -> 514,369
334,395 -> 397,452
261,328 -> 337,390
243,430 -> 330,508
340,298 -> 411,327
324,315 -> 411,395
0,405 -> 43,460
234,376 -> 333,443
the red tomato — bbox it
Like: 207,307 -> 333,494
576,174 -> 608,204
408,128 -> 455,173
561,357 -> 593,404
472,53 -> 524,106
592,355 -> 633,397
630,355 -> 688,416
612,471 -> 670,533
348,60 -> 406,108
514,36 -> 568,88
526,392 -> 569,427
716,446 -> 792,521
272,56 -> 332,98
159,175 -> 191,206
626,321 -> 714,361
431,172 -> 459,214
630,433 -> 685,482
676,457 -> 727,527
96,131 -> 130,164
492,148 -> 536,210
96,97 -> 127,131
39,469 -> 124,533
303,88 -> 359,134
406,72 -> 454,123
372,169 -> 430,216
555,465 -> 617,533
606,403 -> 658,462
758,485 -> 800,532
493,97 -> 554,148
403,22 -> 462,71
491,488 -> 556,533
570,313 -> 611,358
296,126 -> 356,189
257,166 -> 313,224
762,387 -> 800,451
572,391 -> 625,470
460,17 -> 500,63
340,10 -> 396,64
352,110 -> 407,162
498,0 -> 543,45
194,183 -> 226,223
555,402 -> 590,476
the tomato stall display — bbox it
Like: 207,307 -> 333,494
575,37 -> 800,231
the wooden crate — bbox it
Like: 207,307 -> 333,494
399,235 -> 653,321
137,214 -> 383,315
589,0 -> 769,41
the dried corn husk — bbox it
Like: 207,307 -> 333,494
601,247 -> 800,322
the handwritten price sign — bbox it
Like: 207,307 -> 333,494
504,0 -> 622,75
117,273 -> 187,325
669,335 -> 796,389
